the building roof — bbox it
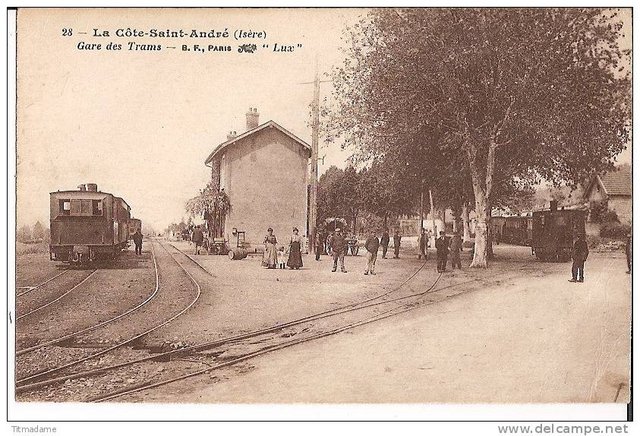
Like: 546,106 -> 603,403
204,120 -> 312,165
585,167 -> 632,198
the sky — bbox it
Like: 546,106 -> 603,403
16,8 -> 363,232
16,8 -> 632,233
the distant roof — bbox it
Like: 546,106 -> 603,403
204,120 -> 311,165
586,167 -> 631,197
599,167 -> 631,196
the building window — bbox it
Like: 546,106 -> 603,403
92,200 -> 103,216
60,199 -> 71,215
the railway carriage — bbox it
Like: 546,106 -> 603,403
490,216 -> 533,246
49,183 -> 132,263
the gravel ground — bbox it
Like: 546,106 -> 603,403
14,240 -> 629,405
15,240 -> 201,401
130,247 -> 630,404
16,252 -> 66,289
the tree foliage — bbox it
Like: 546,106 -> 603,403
186,182 -> 231,237
32,221 -> 45,240
17,225 -> 31,243
327,8 -> 631,267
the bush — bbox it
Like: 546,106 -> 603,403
589,201 -> 620,223
586,234 -> 602,249
599,222 -> 631,239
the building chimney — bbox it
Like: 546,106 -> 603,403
77,184 -> 86,191
226,130 -> 237,141
86,183 -> 98,192
246,107 -> 259,130
550,200 -> 558,212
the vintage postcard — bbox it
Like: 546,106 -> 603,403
8,5 -> 633,426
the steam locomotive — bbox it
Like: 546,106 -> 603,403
49,183 -> 133,264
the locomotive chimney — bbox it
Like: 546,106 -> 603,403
550,200 -> 558,212
77,184 -> 86,191
86,183 -> 98,192
246,107 -> 259,130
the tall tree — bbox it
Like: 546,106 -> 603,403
32,221 -> 45,240
17,225 -> 31,243
328,8 -> 630,267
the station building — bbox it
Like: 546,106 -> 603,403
205,108 -> 311,247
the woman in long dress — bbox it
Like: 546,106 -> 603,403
287,227 -> 303,270
263,227 -> 278,269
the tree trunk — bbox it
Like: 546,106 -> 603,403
470,189 -> 489,267
486,207 -> 494,259
383,213 -> 388,229
462,202 -> 471,242
467,132 -> 498,268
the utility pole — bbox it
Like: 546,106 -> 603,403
299,58 -> 329,253
420,180 -> 424,231
309,58 -> 320,252
429,189 -> 437,237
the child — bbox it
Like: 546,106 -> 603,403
277,247 -> 286,269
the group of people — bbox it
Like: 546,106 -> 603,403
314,227 -> 465,275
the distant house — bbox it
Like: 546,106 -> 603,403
584,167 -> 631,223
204,108 -> 311,246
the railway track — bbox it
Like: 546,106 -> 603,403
16,269 -> 98,321
89,270 -> 476,402
17,249 -> 488,401
16,243 -> 161,356
16,239 -> 201,390
16,269 -> 70,297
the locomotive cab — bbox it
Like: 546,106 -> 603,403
49,184 -> 131,264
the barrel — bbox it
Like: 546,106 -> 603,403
228,248 -> 248,260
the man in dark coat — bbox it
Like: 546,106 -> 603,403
393,229 -> 401,259
569,233 -> 589,283
450,232 -> 463,269
626,233 -> 632,274
380,228 -> 390,258
314,231 -> 323,261
192,225 -> 204,255
330,228 -> 347,273
435,231 -> 450,273
132,229 -> 143,255
364,229 -> 380,275
418,228 -> 428,260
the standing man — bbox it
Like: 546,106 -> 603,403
330,228 -> 347,273
364,229 -> 380,275
569,233 -> 589,283
393,229 -> 402,259
192,225 -> 204,255
626,233 -> 632,274
381,228 -> 390,259
315,230 -> 323,261
132,228 -> 143,255
435,231 -> 450,273
418,228 -> 428,260
450,232 -> 463,269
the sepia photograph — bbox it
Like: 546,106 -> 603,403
7,4 -> 633,426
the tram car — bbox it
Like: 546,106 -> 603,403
49,183 -> 131,263
531,202 -> 586,261
490,216 -> 533,246
128,218 -> 142,237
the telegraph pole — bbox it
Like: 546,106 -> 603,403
300,58 -> 329,253
309,59 -> 320,251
